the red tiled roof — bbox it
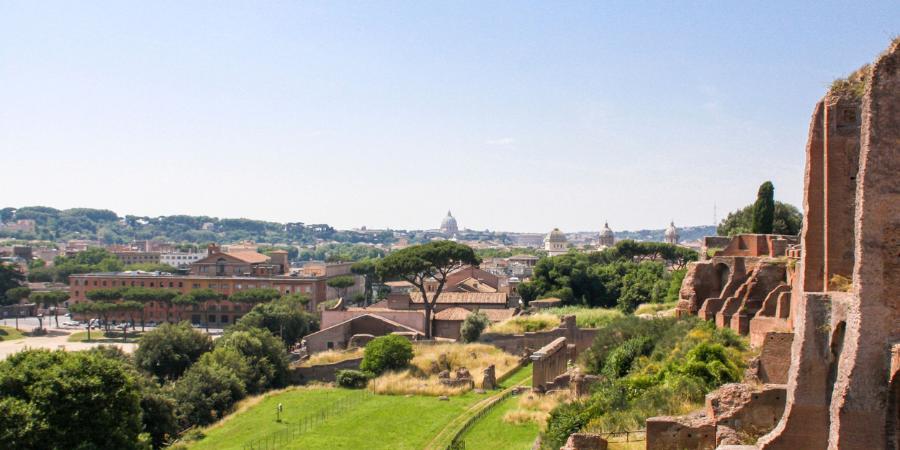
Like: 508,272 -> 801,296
409,292 -> 507,304
224,251 -> 271,264
509,254 -> 539,259
433,307 -> 518,321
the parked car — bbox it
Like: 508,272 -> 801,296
147,322 -> 157,327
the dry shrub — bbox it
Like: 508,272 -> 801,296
368,343 -> 519,396
486,314 -> 559,334
299,348 -> 365,367
503,390 -> 567,427
831,275 -> 852,292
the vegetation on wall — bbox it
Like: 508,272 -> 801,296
541,317 -> 747,449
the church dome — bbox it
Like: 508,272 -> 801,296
665,221 -> 679,238
546,228 -> 567,243
599,221 -> 614,238
440,211 -> 458,234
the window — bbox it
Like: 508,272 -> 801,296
235,284 -> 242,289
216,258 -> 227,276
179,282 -> 183,288
233,315 -> 241,322
248,284 -> 256,289
209,283 -> 217,289
221,315 -> 229,323
327,342 -> 334,350
169,282 -> 173,287
112,281 -> 117,287
306,286 -> 311,294
234,267 -> 243,275
260,284 -> 268,289
75,291 -> 79,297
150,282 -> 154,287
131,281 -> 135,286
208,315 -> 216,323
140,282 -> 145,287
93,281 -> 98,286
192,283 -> 200,289
221,284 -> 229,289
200,266 -> 209,273
150,312 -> 154,318
102,280 -> 107,286
234,305 -> 242,311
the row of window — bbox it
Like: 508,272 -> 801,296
73,279 -> 314,298
76,279 -> 185,288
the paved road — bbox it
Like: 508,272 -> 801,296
0,318 -> 224,360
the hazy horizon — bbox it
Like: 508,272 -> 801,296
3,2 -> 899,232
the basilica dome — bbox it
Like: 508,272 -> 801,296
546,228 -> 567,242
598,221 -> 615,246
440,211 -> 459,235
664,221 -> 680,245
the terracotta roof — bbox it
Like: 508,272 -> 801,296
369,300 -> 388,308
409,292 -> 507,304
385,281 -> 414,288
433,307 -> 472,321
481,308 -> 518,321
452,277 -> 498,293
305,313 -> 424,338
224,251 -> 271,264
509,254 -> 539,259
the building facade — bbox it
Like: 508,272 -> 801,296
544,228 -> 568,257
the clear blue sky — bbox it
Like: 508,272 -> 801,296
2,2 -> 898,233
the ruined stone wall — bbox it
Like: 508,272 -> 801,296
483,316 -> 598,359
291,357 -> 363,384
757,40 -> 900,450
532,337 -> 568,391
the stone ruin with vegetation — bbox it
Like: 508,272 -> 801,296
646,38 -> 900,450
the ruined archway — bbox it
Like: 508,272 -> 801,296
714,263 -> 731,297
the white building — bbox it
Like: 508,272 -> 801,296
160,252 -> 208,268
544,228 -> 568,257
598,221 -> 615,247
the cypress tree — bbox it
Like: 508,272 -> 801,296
752,181 -> 775,234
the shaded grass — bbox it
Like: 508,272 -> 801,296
542,307 -> 622,328
0,326 -> 26,342
67,331 -> 144,343
633,301 -> 679,316
463,392 -> 542,450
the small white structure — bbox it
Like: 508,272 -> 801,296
664,221 -> 680,245
159,252 -> 208,268
440,210 -> 459,235
544,228 -> 568,257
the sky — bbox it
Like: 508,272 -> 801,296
2,2 -> 899,233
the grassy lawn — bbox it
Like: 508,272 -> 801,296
67,330 -> 144,343
0,326 -> 27,342
190,387 -> 484,450
499,363 -> 532,388
462,393 -> 541,450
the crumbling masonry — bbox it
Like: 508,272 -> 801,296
651,40 -> 900,450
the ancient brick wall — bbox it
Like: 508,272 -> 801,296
291,357 -> 362,384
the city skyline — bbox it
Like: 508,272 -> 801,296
3,2 -> 899,231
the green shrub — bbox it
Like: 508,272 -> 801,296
359,335 -> 413,376
459,310 -> 491,343
335,369 -> 370,388
601,336 -> 653,380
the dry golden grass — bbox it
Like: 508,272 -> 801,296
485,313 -> 559,334
502,390 -> 567,427
369,342 -> 519,396
298,348 -> 365,367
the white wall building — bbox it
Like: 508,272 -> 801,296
160,252 -> 208,268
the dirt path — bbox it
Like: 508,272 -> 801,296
423,375 -> 533,450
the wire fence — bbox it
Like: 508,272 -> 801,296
242,388 -> 372,450
442,388 -> 518,450
602,429 -> 646,444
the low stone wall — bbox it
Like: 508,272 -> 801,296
646,415 -> 716,450
291,357 -> 363,385
482,315 -> 598,360
559,433 -> 607,450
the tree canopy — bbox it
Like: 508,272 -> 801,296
0,349 -> 144,449
717,201 -> 802,237
134,322 -> 212,381
376,241 -> 481,339
752,181 -> 776,234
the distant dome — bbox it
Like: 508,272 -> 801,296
664,221 -> 680,245
599,221 -> 614,238
546,228 -> 567,242
440,210 -> 459,235
598,221 -> 615,247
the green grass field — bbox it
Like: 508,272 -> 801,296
0,326 -> 26,342
462,393 -> 541,450
189,365 -> 535,450
67,330 -> 144,343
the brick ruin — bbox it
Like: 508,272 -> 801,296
647,40 -> 900,449
678,234 -> 799,347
